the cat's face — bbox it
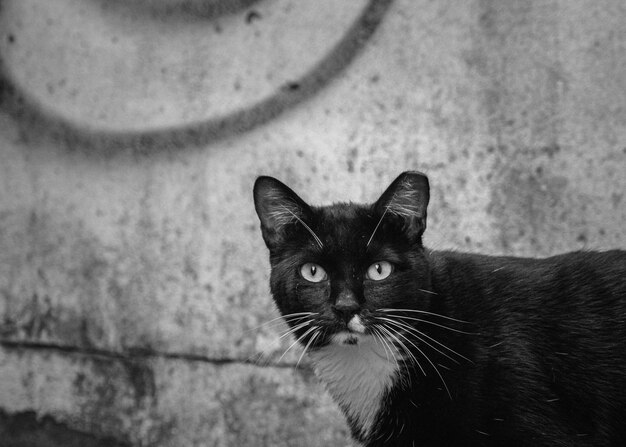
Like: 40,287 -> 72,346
254,172 -> 431,348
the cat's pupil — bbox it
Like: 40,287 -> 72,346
311,265 -> 317,276
375,263 -> 382,274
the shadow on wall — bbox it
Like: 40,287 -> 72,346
0,410 -> 129,447
0,0 -> 393,155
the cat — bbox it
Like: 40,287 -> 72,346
253,171 -> 626,447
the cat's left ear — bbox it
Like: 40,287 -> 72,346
253,176 -> 314,250
374,171 -> 430,241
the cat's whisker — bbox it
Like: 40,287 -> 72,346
295,327 -> 321,370
413,327 -> 473,364
389,314 -> 477,335
377,317 -> 461,366
246,312 -> 317,333
278,311 -> 318,322
379,319 -> 452,399
278,325 -> 318,364
383,316 -> 473,364
281,206 -> 324,249
366,206 -> 390,248
378,308 -> 472,325
378,327 -> 404,367
369,325 -> 395,364
375,322 -> 426,377
421,349 -> 452,400
418,288 -> 438,295
371,330 -> 391,363
277,319 -> 316,341
373,324 -> 415,388
248,316 -> 318,366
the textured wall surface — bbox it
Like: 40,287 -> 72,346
0,0 -> 625,445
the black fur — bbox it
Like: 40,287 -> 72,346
253,172 -> 626,446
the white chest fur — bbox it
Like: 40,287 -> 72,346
308,334 -> 400,439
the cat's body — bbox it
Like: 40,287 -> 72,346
253,172 -> 626,446
314,249 -> 626,446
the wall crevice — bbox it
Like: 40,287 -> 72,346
0,339 -> 311,371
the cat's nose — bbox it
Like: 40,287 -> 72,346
332,292 -> 360,322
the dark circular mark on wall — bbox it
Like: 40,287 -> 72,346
0,0 -> 394,156
245,10 -> 261,24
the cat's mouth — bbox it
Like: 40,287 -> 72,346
338,333 -> 360,345
332,315 -> 367,345
333,331 -> 363,345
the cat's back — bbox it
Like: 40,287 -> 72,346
432,248 -> 626,295
545,249 -> 626,282
428,249 -> 626,446
432,248 -> 626,332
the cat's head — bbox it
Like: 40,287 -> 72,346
253,172 -> 432,347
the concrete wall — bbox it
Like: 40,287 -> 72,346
0,0 -> 624,445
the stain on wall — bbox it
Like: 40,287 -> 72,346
0,0 -> 393,154
0,0 -> 624,445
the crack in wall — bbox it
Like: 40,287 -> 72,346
0,338 -> 311,371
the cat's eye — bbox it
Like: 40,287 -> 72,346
366,261 -> 393,281
300,263 -> 328,283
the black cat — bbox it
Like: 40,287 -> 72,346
253,171 -> 626,447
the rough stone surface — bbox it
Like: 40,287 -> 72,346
0,0 -> 624,445
0,347 -> 348,447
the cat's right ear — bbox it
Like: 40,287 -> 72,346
373,171 -> 430,242
253,176 -> 313,250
